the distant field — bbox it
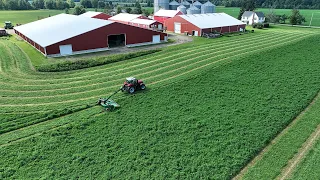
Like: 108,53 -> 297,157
216,7 -> 320,26
1,7 -> 320,26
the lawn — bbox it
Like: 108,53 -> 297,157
1,27 -> 320,179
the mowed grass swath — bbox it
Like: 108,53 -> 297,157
1,27 -> 320,179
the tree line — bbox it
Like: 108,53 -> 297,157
218,0 -> 320,9
0,0 -> 75,10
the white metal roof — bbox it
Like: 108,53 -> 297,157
154,9 -> 181,18
130,18 -> 157,25
14,14 -> 114,47
79,11 -> 103,17
179,13 -> 245,29
109,13 -> 143,22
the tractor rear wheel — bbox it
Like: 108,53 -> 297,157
140,84 -> 146,90
129,87 -> 135,94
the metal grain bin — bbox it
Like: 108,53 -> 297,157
201,1 -> 216,14
169,0 -> 180,10
187,5 -> 200,15
193,1 -> 202,10
181,0 -> 191,9
154,0 -> 169,13
177,5 -> 187,14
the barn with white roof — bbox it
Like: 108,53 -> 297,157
14,14 -> 167,57
164,13 -> 246,36
79,11 -> 111,20
109,13 -> 163,30
153,9 -> 183,23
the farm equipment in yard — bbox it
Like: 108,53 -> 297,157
4,21 -> 14,29
97,77 -> 146,111
121,77 -> 146,94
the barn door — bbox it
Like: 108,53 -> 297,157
152,35 -> 161,43
174,22 -> 181,33
59,45 -> 73,56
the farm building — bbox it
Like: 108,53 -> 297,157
109,13 -> 163,30
241,11 -> 265,25
14,14 -> 167,57
79,11 -> 111,20
165,13 -> 246,36
154,9 -> 183,23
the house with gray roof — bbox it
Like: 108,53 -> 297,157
241,11 -> 265,25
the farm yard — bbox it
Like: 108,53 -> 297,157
1,25 -> 320,179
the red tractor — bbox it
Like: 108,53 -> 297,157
121,77 -> 146,94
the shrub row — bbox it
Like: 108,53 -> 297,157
253,23 -> 270,29
36,49 -> 161,72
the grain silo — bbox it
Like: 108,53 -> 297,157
154,0 -> 169,13
193,1 -> 202,10
187,5 -> 200,15
177,5 -> 187,14
169,0 -> 180,10
201,1 -> 216,14
181,0 -> 191,9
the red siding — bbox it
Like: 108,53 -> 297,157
164,16 -> 201,35
46,22 -> 167,55
111,19 -> 163,30
92,13 -> 111,20
165,15 -> 246,35
154,11 -> 183,24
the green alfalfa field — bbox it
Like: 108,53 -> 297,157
1,26 -> 320,179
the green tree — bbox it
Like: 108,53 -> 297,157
238,0 -> 256,20
125,7 -> 132,13
98,1 -> 105,9
56,0 -> 65,9
132,1 -> 142,14
80,0 -> 92,8
142,9 -> 150,17
4,0 -> 19,10
45,0 -> 55,9
116,5 -> 122,14
33,0 -> 45,9
73,5 -> 86,15
65,8 -> 69,14
146,0 -> 152,7
289,9 -> 306,25
0,0 -> 3,9
279,14 -> 288,23
67,0 -> 75,8
91,0 -> 98,8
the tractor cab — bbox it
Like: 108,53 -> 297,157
125,77 -> 138,85
4,21 -> 14,29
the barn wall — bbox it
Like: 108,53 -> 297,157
92,13 -> 111,20
164,16 -> 201,35
154,11 -> 182,24
46,22 -> 167,55
15,29 -> 46,55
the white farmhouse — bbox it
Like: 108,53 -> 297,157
241,11 -> 265,25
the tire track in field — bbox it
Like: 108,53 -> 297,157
233,89 -> 320,180
277,125 -> 320,180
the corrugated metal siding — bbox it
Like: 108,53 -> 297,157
92,13 -> 111,20
46,22 -> 167,55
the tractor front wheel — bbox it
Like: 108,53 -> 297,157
129,87 -> 135,94
140,84 -> 146,90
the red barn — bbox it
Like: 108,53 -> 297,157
79,11 -> 111,20
153,9 -> 183,24
109,13 -> 163,30
165,13 -> 246,36
14,14 -> 168,57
